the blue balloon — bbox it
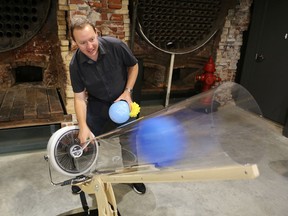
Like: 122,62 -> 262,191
109,100 -> 130,124
135,116 -> 187,167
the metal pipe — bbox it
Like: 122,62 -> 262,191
165,53 -> 175,107
130,0 -> 138,50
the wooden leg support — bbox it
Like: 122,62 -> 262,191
77,176 -> 119,216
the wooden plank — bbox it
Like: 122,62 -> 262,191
0,87 -> 73,129
37,88 -> 50,119
0,90 -> 6,105
9,107 -> 24,121
0,90 -> 15,122
10,89 -> 25,121
47,88 -> 64,116
24,88 -> 37,119
0,114 -> 73,129
102,164 -> 259,183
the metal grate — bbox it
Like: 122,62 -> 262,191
137,0 -> 230,54
0,0 -> 51,52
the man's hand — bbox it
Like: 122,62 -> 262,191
78,125 -> 94,146
115,90 -> 133,110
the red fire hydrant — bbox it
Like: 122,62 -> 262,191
196,56 -> 221,92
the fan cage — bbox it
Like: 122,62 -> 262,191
47,126 -> 98,177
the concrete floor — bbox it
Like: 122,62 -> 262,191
1,103 -> 288,216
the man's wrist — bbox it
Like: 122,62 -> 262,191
125,87 -> 133,93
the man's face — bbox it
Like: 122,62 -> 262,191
73,25 -> 99,60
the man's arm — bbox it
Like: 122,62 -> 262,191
74,91 -> 94,144
115,63 -> 139,108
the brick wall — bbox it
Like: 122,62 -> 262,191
57,0 -> 253,115
0,0 -> 63,89
215,0 -> 253,84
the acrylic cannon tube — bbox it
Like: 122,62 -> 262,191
46,82 -> 268,179
46,82 -> 270,216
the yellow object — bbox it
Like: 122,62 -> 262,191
130,102 -> 140,117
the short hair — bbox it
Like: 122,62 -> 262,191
70,17 -> 96,41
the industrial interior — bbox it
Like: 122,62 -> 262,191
1,0 -> 288,216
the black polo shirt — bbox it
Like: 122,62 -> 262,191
69,36 -> 138,102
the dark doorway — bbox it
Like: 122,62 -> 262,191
240,0 -> 288,125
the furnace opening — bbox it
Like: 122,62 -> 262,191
13,66 -> 43,83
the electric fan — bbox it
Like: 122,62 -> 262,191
46,125 -> 98,177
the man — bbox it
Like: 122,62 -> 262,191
69,16 -> 146,194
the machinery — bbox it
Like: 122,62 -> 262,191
132,0 -> 236,107
45,82 -> 269,216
